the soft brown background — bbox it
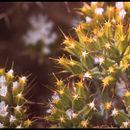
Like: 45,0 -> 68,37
0,2 -> 83,127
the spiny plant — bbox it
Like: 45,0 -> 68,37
45,2 -> 130,128
0,68 -> 32,128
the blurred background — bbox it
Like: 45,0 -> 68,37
0,2 -> 83,127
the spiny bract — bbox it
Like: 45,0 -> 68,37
45,2 -> 130,128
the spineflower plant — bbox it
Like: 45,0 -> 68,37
45,2 -> 130,128
0,68 -> 32,128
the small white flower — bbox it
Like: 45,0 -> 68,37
119,9 -> 126,19
13,81 -> 19,90
0,101 -> 8,117
52,93 -> 60,101
23,14 -> 57,51
82,51 -> 87,58
116,78 -> 127,97
95,8 -> 104,15
0,84 -> 7,97
84,72 -> 92,79
0,123 -> 4,128
111,108 -> 119,116
46,102 -> 55,114
94,57 -> 100,64
66,109 -> 73,119
94,57 -> 104,64
10,115 -> 16,123
115,2 -> 124,9
85,16 -> 92,23
98,57 -> 104,64
0,76 -> 6,85
46,109 -> 52,114
88,100 -> 96,110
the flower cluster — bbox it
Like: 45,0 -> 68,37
0,68 -> 32,128
45,2 -> 130,128
23,14 -> 57,63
